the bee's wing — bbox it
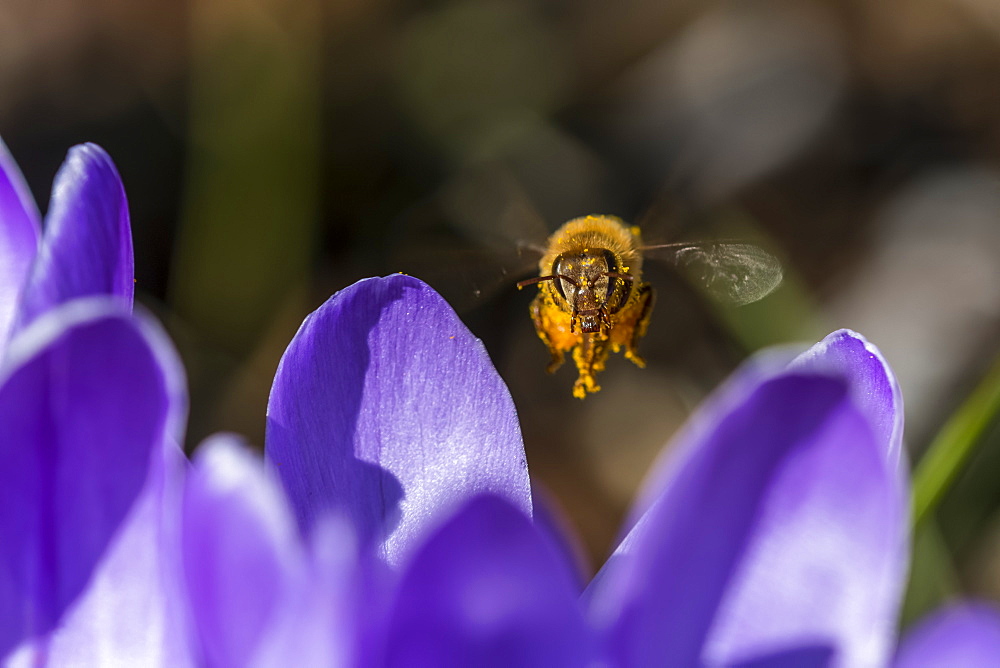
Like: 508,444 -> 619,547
438,165 -> 551,255
388,165 -> 548,311
389,236 -> 542,313
642,241 -> 783,305
431,245 -> 542,311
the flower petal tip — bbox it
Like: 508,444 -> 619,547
266,274 -> 529,566
14,142 -> 133,333
794,328 -> 904,464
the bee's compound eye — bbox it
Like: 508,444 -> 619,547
601,249 -> 623,274
601,250 -> 631,312
558,276 -> 577,302
552,255 -> 573,301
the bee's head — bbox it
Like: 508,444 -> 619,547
543,250 -> 633,333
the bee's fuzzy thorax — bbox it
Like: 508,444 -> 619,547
540,215 -> 643,276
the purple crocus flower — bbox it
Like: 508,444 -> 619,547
0,140 -> 187,665
2,137 -> 998,664
255,275 -> 1000,665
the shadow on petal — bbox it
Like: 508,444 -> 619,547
731,643 -> 834,668
266,277 -> 407,551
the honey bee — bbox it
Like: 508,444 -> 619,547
517,215 -> 782,398
388,167 -> 783,398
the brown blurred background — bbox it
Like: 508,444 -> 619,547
3,0 -> 1000,624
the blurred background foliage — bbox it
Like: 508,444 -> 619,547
3,0 -> 1000,626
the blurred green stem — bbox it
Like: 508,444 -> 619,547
912,350 -> 1000,525
900,520 -> 960,627
172,0 -> 321,352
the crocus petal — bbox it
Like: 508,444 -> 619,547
182,435 -> 306,667
41,308 -> 189,665
587,371 -> 907,667
790,328 -> 904,464
0,138 -> 41,352
531,486 -> 589,591
43,443 -> 195,666
894,602 -> 1000,668
182,436 -> 358,667
0,299 -> 179,659
628,330 -> 903,532
383,494 -> 595,666
701,400 -> 907,665
255,516 -> 372,668
265,275 -> 530,565
14,143 -> 133,334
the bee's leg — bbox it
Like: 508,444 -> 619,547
572,375 -> 597,399
572,334 -> 610,398
624,284 -> 654,369
599,306 -> 612,336
529,294 -> 565,373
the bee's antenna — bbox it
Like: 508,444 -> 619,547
517,274 -> 578,290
